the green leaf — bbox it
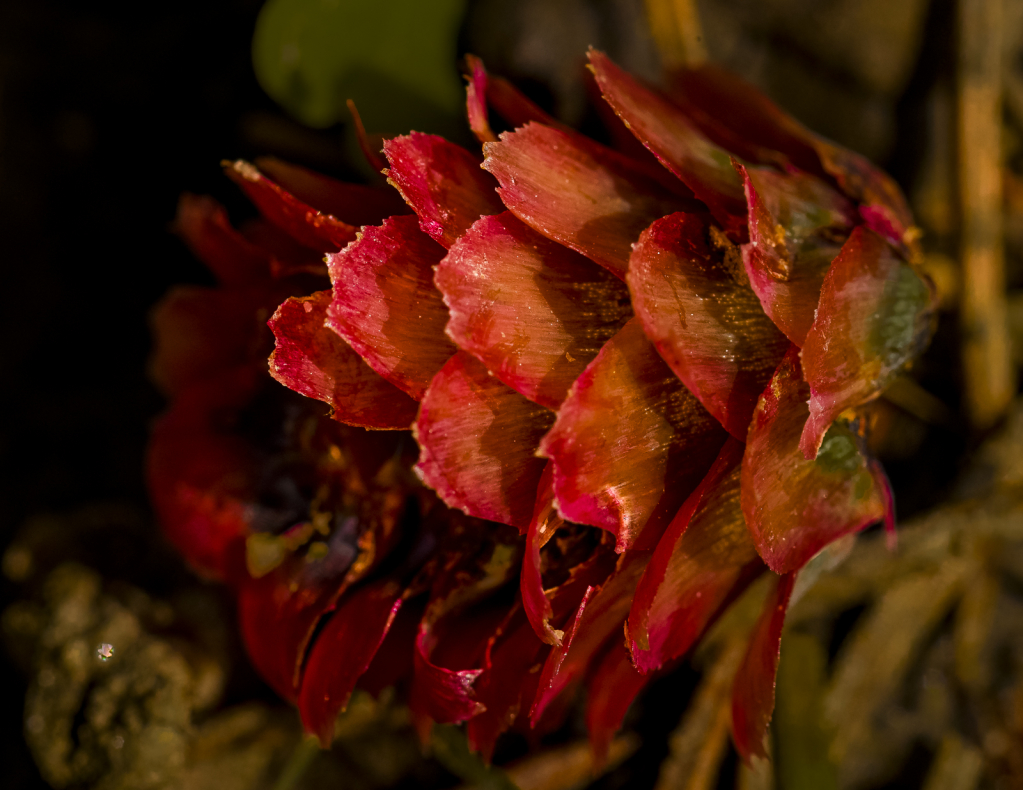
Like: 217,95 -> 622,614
430,725 -> 520,790
252,0 -> 467,135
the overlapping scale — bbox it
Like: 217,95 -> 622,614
437,212 -> 633,409
628,439 -> 764,673
799,227 -> 937,458
326,214 -> 456,400
223,159 -> 359,252
383,133 -> 505,249
742,347 -> 886,574
483,123 -> 698,279
737,164 -> 857,346
628,212 -> 789,439
269,291 -> 419,429
588,50 -> 747,238
539,319 -> 728,552
414,351 -> 555,529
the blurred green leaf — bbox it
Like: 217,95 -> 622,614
252,0 -> 467,135
430,724 -> 519,790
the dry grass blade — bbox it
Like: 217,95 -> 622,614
921,736 -> 984,790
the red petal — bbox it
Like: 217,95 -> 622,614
539,319 -> 728,552
411,628 -> 484,727
383,133 -> 504,249
588,50 -> 747,238
146,366 -> 263,579
521,463 -> 562,644
585,641 -> 651,767
483,123 -> 698,279
530,583 -> 598,723
465,55 -> 498,144
738,164 -> 856,346
298,581 -> 404,746
629,439 -> 764,673
465,54 -> 560,137
173,194 -> 272,285
628,212 -> 789,438
669,63 -> 913,237
414,351 -> 554,529
269,291 -> 419,430
741,347 -> 885,574
799,227 -> 936,458
731,571 -> 796,762
326,215 -> 456,400
223,160 -> 359,252
437,212 -> 632,409
148,284 -> 275,397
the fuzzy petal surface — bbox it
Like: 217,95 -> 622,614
629,439 -> 764,673
383,132 -> 504,249
438,212 -> 632,409
414,351 -> 555,529
539,319 -> 728,552
269,291 -> 419,429
588,50 -> 746,237
483,123 -> 698,279
628,212 -> 789,438
326,214 -> 456,400
742,348 -> 885,574
731,571 -> 796,762
799,227 -> 936,458
738,164 -> 856,346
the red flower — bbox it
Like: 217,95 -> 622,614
148,52 -> 935,763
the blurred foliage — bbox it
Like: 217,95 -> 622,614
251,0 -> 466,139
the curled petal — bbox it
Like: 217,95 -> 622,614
738,164 -> 856,346
668,63 -> 913,238
521,462 -> 562,644
223,159 -> 358,252
588,50 -> 746,237
437,212 -> 632,408
173,193 -> 272,285
629,439 -> 764,673
742,347 -> 885,574
383,133 -> 504,249
410,624 -> 486,726
414,351 -> 554,529
269,292 -> 419,429
298,581 -> 403,746
799,227 -> 936,458
731,571 -> 796,762
539,319 -> 727,552
585,641 -> 652,767
465,54 -> 498,144
464,54 -> 560,144
628,212 -> 789,438
483,123 -> 698,279
530,584 -> 598,724
253,156 -> 410,226
327,215 -> 456,400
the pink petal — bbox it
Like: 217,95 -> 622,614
414,351 -> 555,529
253,156 -> 410,226
483,123 -> 699,279
539,319 -> 728,552
628,439 -> 764,673
799,227 -> 936,458
465,54 -> 498,144
588,50 -> 747,238
298,581 -> 404,746
223,159 -> 359,252
383,133 -> 504,249
464,54 -> 560,144
628,212 -> 789,439
741,347 -> 886,574
585,641 -> 652,767
173,193 -> 273,286
437,212 -> 632,409
268,291 -> 419,430
326,214 -> 456,400
731,571 -> 796,762
669,63 -> 914,238
738,164 -> 857,346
